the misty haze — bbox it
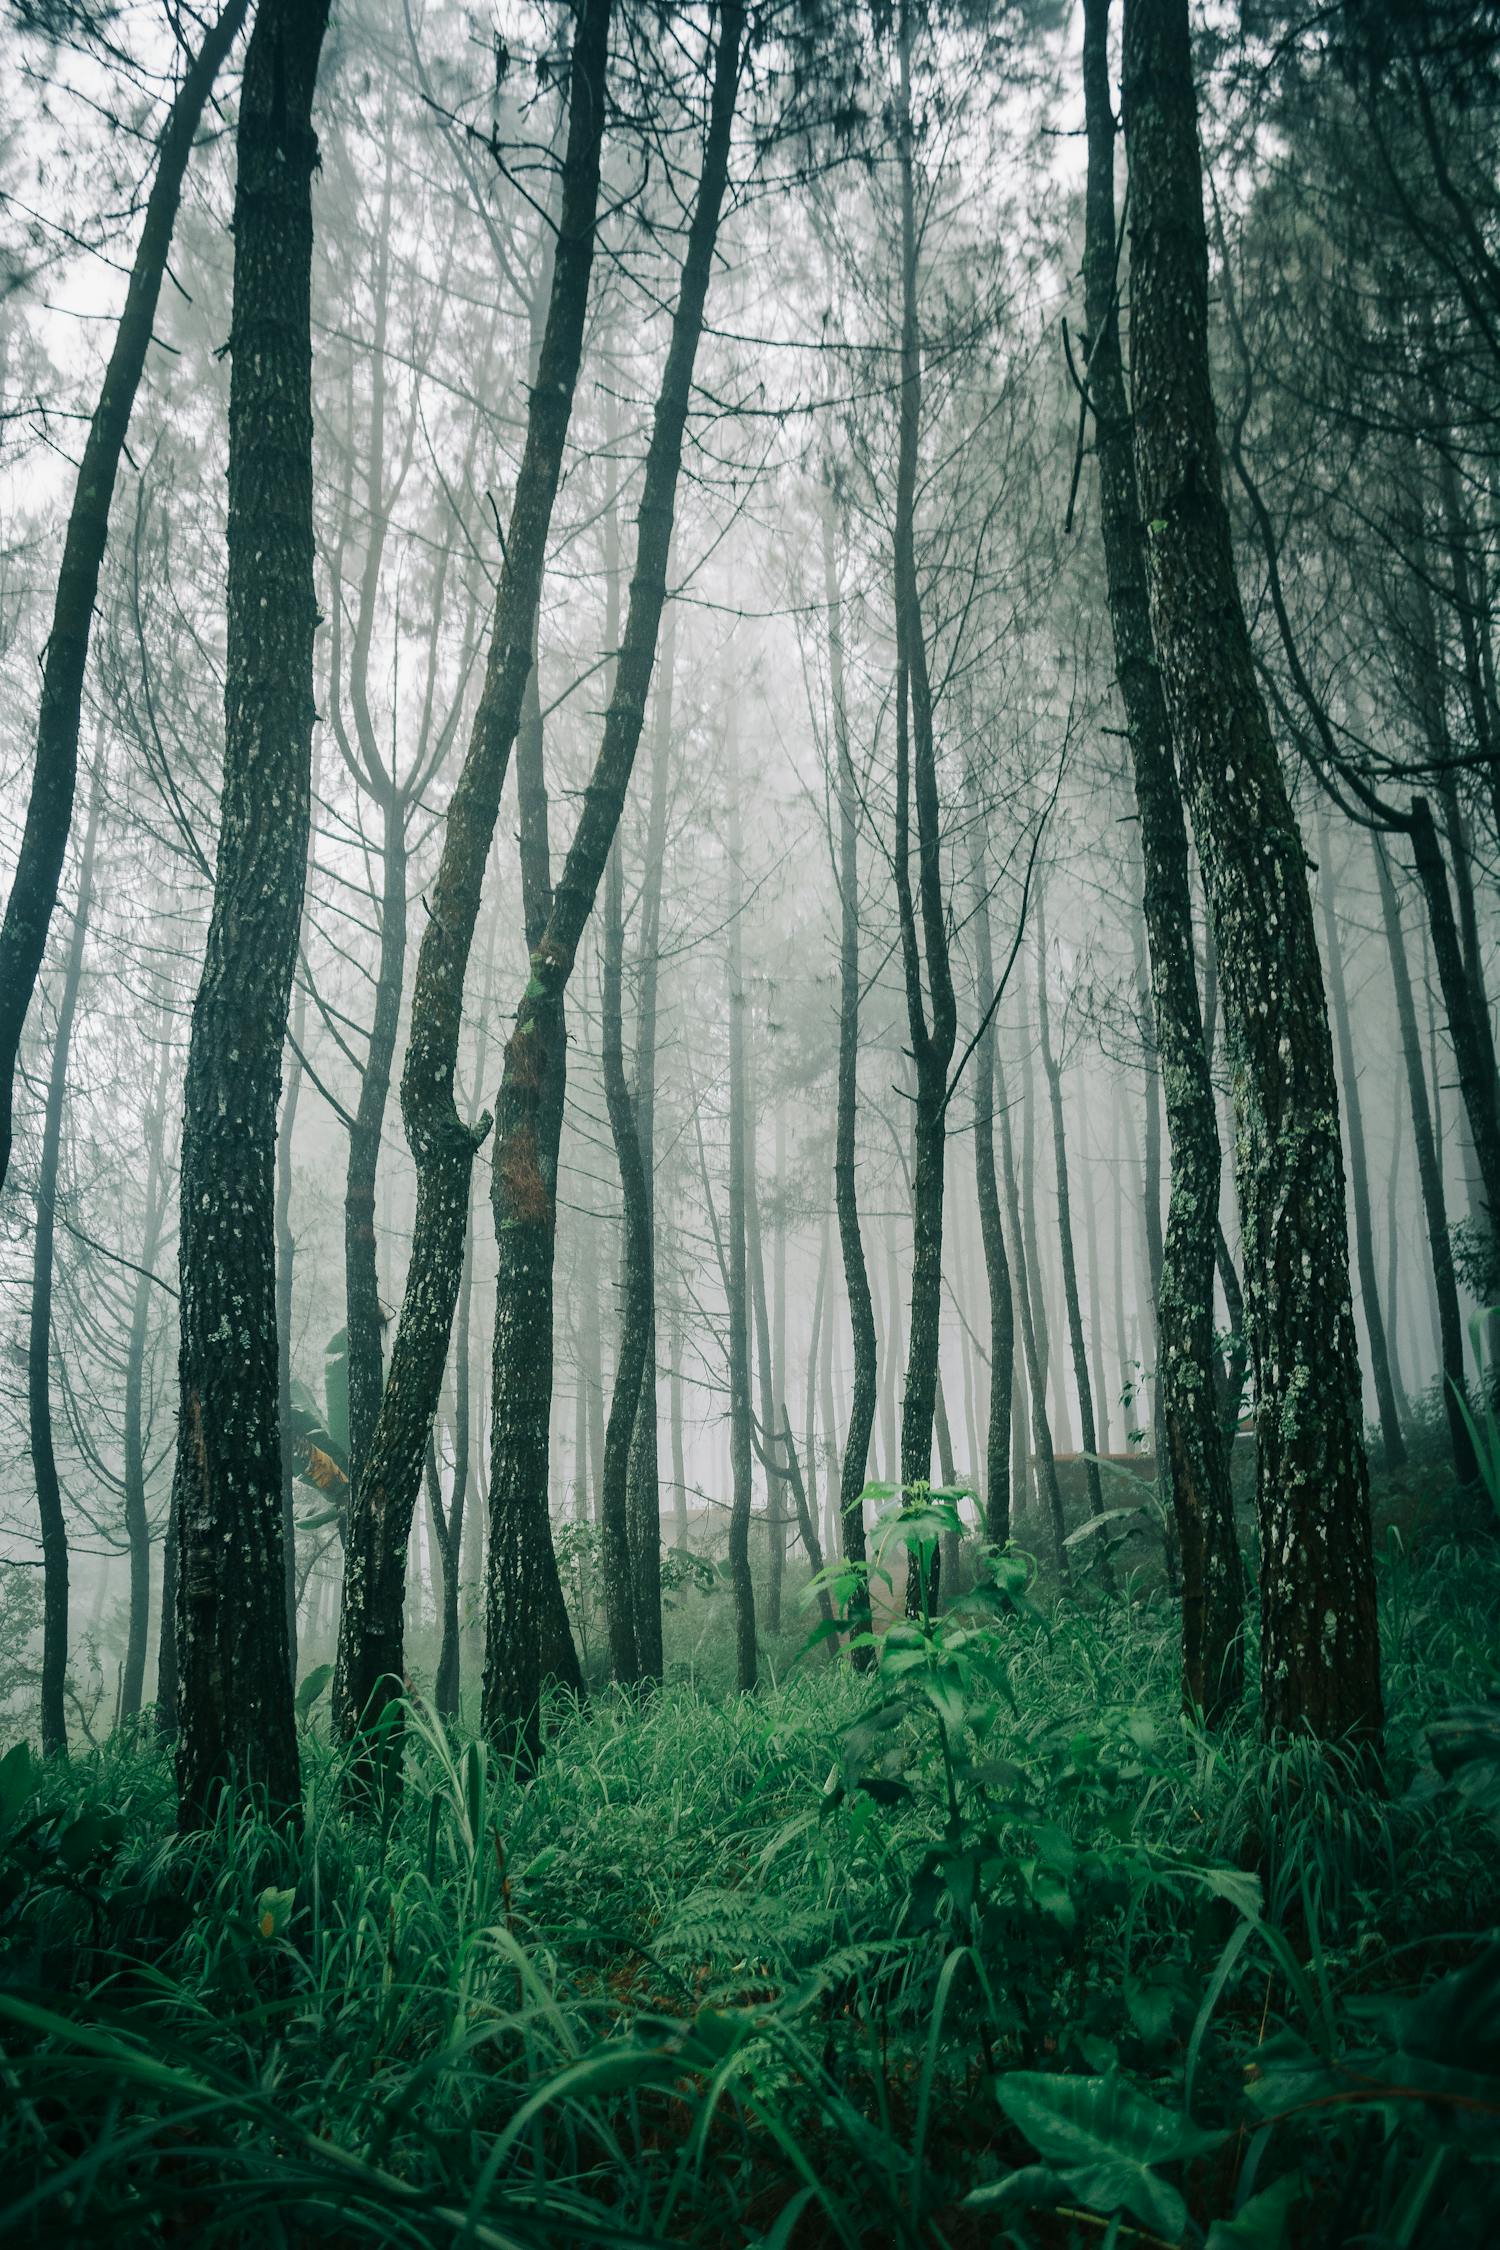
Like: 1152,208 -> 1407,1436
1,0 -> 1498,2241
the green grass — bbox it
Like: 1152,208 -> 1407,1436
3,1516 -> 1499,2246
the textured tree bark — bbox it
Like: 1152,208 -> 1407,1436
1123,0 -> 1381,1747
0,0 -> 248,1192
343,787 -> 407,1487
1316,812 -> 1407,1468
1081,0 -> 1241,1718
1375,839 -> 1480,1496
29,777 -> 101,1756
1034,889 -> 1107,1540
120,1030 -> 171,1725
173,0 -> 331,1829
332,0 -> 612,1751
434,1215 -> 474,1718
483,1 -> 744,1764
970,853 -> 1015,1547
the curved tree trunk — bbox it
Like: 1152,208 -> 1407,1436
0,0 -> 248,1192
1081,0 -> 1241,1718
482,2 -> 744,1764
173,0 -> 331,1829
1123,0 -> 1380,1747
331,0 -> 612,1750
826,472 -> 877,1664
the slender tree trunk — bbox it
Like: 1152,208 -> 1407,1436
332,0 -> 611,1751
626,612 -> 674,1682
1034,890 -> 1106,1536
173,0 -> 330,1828
600,842 -> 644,1684
0,0 -> 248,1190
670,1319 -> 688,1548
344,793 -> 407,1485
1123,0 -> 1381,1746
1408,796 -> 1500,1267
824,463 -> 876,1663
746,1077 -> 781,1632
277,990 -> 305,1656
30,776 -> 101,1755
483,4 -> 743,1763
998,1046 -> 1066,1568
726,748 -> 758,1693
971,853 -> 1016,1546
1375,839 -> 1480,1497
1317,811 -> 1407,1467
891,3 -> 958,1618
120,1031 -> 170,1725
1082,0 -> 1242,1716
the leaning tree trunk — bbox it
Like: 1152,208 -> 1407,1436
332,0 -> 612,1752
1317,810 -> 1406,1468
483,1 -> 744,1765
824,472 -> 877,1665
1407,795 -> 1500,1272
173,0 -> 330,1829
1375,839 -> 1480,1498
1081,0 -> 1241,1718
1123,0 -> 1381,1747
29,778 -> 101,1756
0,0 -> 248,1192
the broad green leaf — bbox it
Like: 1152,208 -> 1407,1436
1205,2171 -> 1302,2248
995,2070 -> 1225,2238
295,1662 -> 334,1720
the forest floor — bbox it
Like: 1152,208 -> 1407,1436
3,1479 -> 1499,2247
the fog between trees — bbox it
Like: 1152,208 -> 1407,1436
1,0 -> 1495,1793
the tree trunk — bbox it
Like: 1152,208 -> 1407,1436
1082,0 -> 1241,1717
1317,810 -> 1407,1467
998,1048 -> 1067,1569
1123,0 -> 1381,1747
726,742 -> 759,1693
1034,889 -> 1106,1539
1375,839 -> 1480,1498
172,0 -> 330,1828
626,613 -> 675,1682
890,4 -> 959,1619
745,1076 -> 781,1633
0,0 -> 248,1190
1408,796 -> 1500,1267
276,990 -> 305,1657
600,842 -> 645,1684
332,0 -> 611,1751
30,776 -> 101,1755
824,462 -> 877,1664
483,2 -> 743,1764
970,850 -> 1016,1546
120,1029 -> 171,1725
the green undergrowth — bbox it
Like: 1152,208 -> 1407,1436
2,1526 -> 1499,2247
